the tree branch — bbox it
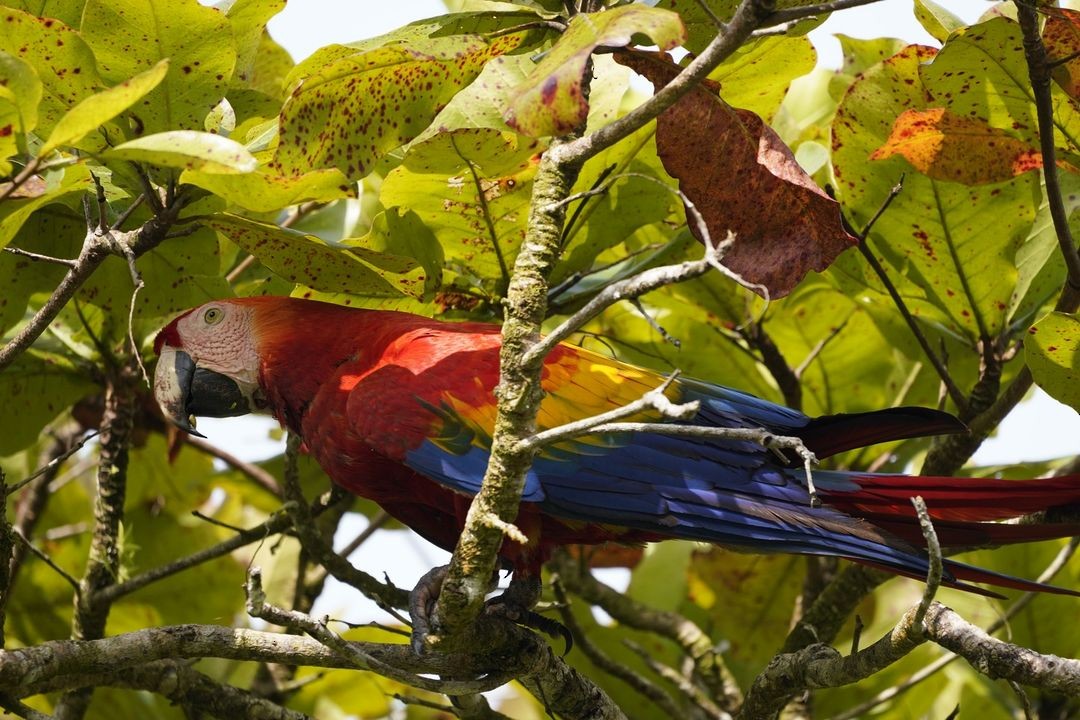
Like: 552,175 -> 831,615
0,192 -> 188,373
552,0 -> 776,166
550,549 -> 744,710
738,498 -> 942,718
1016,0 -> 1080,291
58,363 -> 138,720
279,434 -> 410,615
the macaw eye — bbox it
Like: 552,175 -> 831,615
203,307 -> 224,325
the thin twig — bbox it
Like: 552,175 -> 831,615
553,0 -> 776,165
279,434 -> 410,612
8,432 -> 98,496
184,435 -> 282,497
518,372 -> 695,450
623,640 -> 729,720
763,0 -> 885,26
826,536 -> 1080,720
551,550 -> 743,709
452,134 -> 510,294
852,181 -> 968,413
1017,0 -> 1080,291
12,529 -> 81,595
0,157 -> 43,204
2,247 -> 78,268
245,568 -> 515,695
551,577 -> 686,718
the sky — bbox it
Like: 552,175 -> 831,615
207,0 -> 1080,621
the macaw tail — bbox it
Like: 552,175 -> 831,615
815,471 -> 1080,596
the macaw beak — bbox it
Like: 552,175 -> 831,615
154,346 -> 252,437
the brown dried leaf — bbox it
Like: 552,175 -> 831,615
1043,7 -> 1080,100
616,51 -> 857,298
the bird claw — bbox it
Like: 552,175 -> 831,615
407,566 -> 572,655
484,574 -> 573,655
408,564 -> 449,655
485,600 -> 574,656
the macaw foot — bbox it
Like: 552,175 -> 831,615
408,564 -> 451,655
408,566 -> 571,655
485,573 -> 573,655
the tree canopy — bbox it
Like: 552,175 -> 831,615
0,0 -> 1078,718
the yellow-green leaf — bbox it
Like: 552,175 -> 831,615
40,60 -> 169,155
0,8 -> 103,137
505,5 -> 685,137
0,165 -> 92,250
205,213 -> 413,297
81,0 -> 236,133
913,0 -> 965,43
0,350 -> 97,456
181,166 -> 355,212
106,131 -> 258,173
0,51 -> 42,136
1026,312 -> 1080,412
273,13 -> 548,179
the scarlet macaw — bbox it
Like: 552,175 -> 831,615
153,296 -> 1080,601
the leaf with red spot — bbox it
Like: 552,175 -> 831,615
106,131 -> 258,173
273,13 -> 550,180
0,350 -> 96,456
1026,312 -> 1080,412
1044,8 -> 1080,101
205,213 -> 430,298
870,107 -> 1045,184
0,8 -> 103,139
81,0 -> 237,135
832,39 -> 1044,342
504,5 -> 685,137
616,51 -> 856,298
181,165 -> 356,212
380,129 -> 545,295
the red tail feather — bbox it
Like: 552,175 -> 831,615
824,474 -> 1080,522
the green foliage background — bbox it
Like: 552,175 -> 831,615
0,0 -> 1078,718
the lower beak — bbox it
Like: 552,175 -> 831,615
154,347 -> 252,437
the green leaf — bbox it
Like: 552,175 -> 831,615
181,166 -> 356,212
504,5 -> 685,137
204,213 -> 412,297
273,12 -> 548,179
0,350 -> 96,456
81,0 -> 237,133
1026,312 -> 1080,411
0,164 -> 93,250
923,17 -> 1080,160
913,0 -> 965,42
5,0 -> 87,28
380,129 -> 544,293
342,208 -> 444,298
0,207 -> 84,336
708,35 -> 816,120
225,0 -> 287,90
827,34 -> 908,103
0,50 -> 42,136
0,8 -> 103,137
1008,172 -> 1080,324
106,131 -> 258,173
40,60 -> 169,155
832,44 -> 1040,342
684,549 -> 806,688
555,124 -> 679,284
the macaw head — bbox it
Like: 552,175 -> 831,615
153,299 -> 267,437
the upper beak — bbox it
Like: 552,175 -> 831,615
154,346 -> 252,437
